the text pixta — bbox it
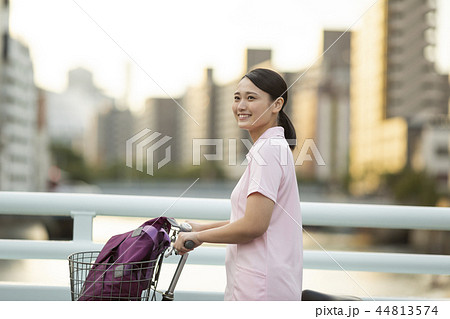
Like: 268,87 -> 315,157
315,306 -> 360,318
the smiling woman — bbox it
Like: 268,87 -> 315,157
174,68 -> 303,301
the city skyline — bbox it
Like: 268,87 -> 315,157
8,0 -> 450,111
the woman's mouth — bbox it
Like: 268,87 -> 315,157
238,114 -> 251,119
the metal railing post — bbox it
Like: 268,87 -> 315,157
70,211 -> 96,242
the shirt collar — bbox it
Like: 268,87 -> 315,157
246,126 -> 285,162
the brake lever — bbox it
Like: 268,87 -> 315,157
164,221 -> 194,257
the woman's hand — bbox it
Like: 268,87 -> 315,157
173,231 -> 203,255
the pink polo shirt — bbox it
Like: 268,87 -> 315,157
224,126 -> 303,301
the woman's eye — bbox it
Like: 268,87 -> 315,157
248,96 -> 255,100
234,96 -> 240,101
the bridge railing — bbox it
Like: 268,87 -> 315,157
0,191 -> 449,300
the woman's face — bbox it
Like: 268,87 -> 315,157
232,77 -> 281,135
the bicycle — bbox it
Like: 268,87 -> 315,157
302,290 -> 362,301
68,217 -> 195,301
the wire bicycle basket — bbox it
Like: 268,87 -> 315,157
68,251 -> 164,301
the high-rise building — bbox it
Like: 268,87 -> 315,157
35,88 -> 51,191
412,115 -> 449,193
46,67 -> 114,157
214,76 -> 247,180
97,104 -> 134,166
244,48 -> 272,73
386,0 -> 449,162
179,68 -> 216,169
386,0 -> 448,120
0,0 -> 7,72
135,97 -> 182,167
289,61 -> 322,180
349,0 -> 448,195
316,31 -> 351,184
44,68 -> 113,169
0,0 -> 48,191
289,31 -> 351,183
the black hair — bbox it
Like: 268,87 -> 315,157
243,68 -> 296,150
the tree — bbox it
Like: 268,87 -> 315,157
50,144 -> 94,183
383,168 -> 439,206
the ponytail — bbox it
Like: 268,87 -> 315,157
278,110 -> 296,151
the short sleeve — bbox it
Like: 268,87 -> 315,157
246,140 -> 284,203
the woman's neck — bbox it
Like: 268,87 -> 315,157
248,124 -> 277,144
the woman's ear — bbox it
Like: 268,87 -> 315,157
272,97 -> 284,113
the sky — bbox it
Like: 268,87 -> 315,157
8,0 -> 450,111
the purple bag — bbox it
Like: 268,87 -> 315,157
78,217 -> 171,301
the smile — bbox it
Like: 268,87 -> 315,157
238,114 -> 251,119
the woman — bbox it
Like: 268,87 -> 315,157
174,68 -> 303,301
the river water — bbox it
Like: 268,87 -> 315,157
1,181 -> 449,300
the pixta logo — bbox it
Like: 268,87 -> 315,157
126,129 -> 172,176
192,138 -> 325,166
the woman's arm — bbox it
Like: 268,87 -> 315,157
174,192 -> 274,253
186,220 -> 230,232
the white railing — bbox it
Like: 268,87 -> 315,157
1,191 -> 450,300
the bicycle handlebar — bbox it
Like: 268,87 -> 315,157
179,222 -> 195,250
184,240 -> 195,249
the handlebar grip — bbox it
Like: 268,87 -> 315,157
184,240 -> 195,250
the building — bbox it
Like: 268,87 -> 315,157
0,0 -> 49,191
412,116 -> 450,193
289,61 -> 322,180
286,31 -> 351,183
349,0 -> 448,195
46,67 -> 114,162
244,48 -> 272,72
315,31 -> 351,185
385,0 -> 448,121
179,68 -> 216,170
35,88 -> 51,191
386,0 -> 448,164
96,103 -> 134,166
214,77 -> 243,179
134,97 -> 182,169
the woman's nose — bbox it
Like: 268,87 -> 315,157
237,100 -> 247,111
